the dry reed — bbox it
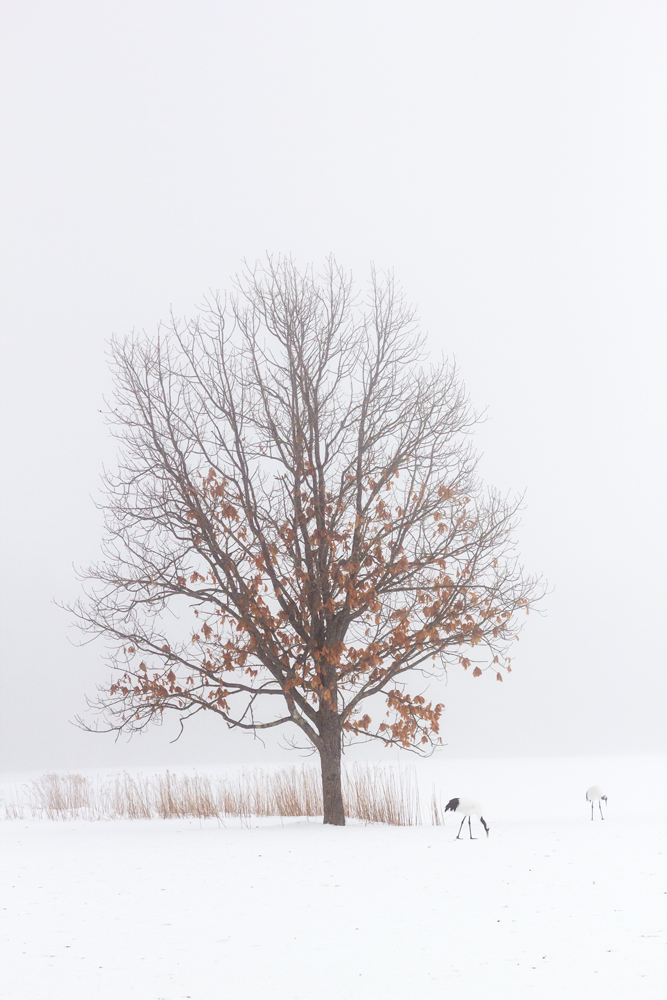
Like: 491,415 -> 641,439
430,787 -> 447,826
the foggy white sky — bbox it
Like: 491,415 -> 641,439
0,0 -> 665,772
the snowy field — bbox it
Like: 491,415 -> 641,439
1,754 -> 665,1000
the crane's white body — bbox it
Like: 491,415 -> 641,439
586,785 -> 608,820
444,797 -> 490,838
452,797 -> 483,817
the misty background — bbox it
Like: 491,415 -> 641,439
0,0 -> 665,773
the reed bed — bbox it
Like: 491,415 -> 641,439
1,765 -> 448,826
345,764 -> 421,825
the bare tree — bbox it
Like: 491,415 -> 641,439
73,258 -> 541,825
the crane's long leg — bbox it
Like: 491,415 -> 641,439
591,801 -> 594,820
468,816 -> 477,840
456,816 -> 466,839
599,801 -> 604,820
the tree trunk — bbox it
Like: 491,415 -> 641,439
319,727 -> 345,826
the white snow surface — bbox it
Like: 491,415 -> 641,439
2,754 -> 665,1000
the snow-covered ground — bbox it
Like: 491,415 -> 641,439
1,755 -> 665,999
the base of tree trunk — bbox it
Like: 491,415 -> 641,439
320,740 -> 345,826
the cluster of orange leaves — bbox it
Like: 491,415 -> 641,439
109,468 -> 524,747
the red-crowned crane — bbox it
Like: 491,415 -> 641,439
586,785 -> 608,820
444,797 -> 490,839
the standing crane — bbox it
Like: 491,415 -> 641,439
444,797 -> 490,839
586,785 -> 608,820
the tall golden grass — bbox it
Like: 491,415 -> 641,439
0,765 -> 449,826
